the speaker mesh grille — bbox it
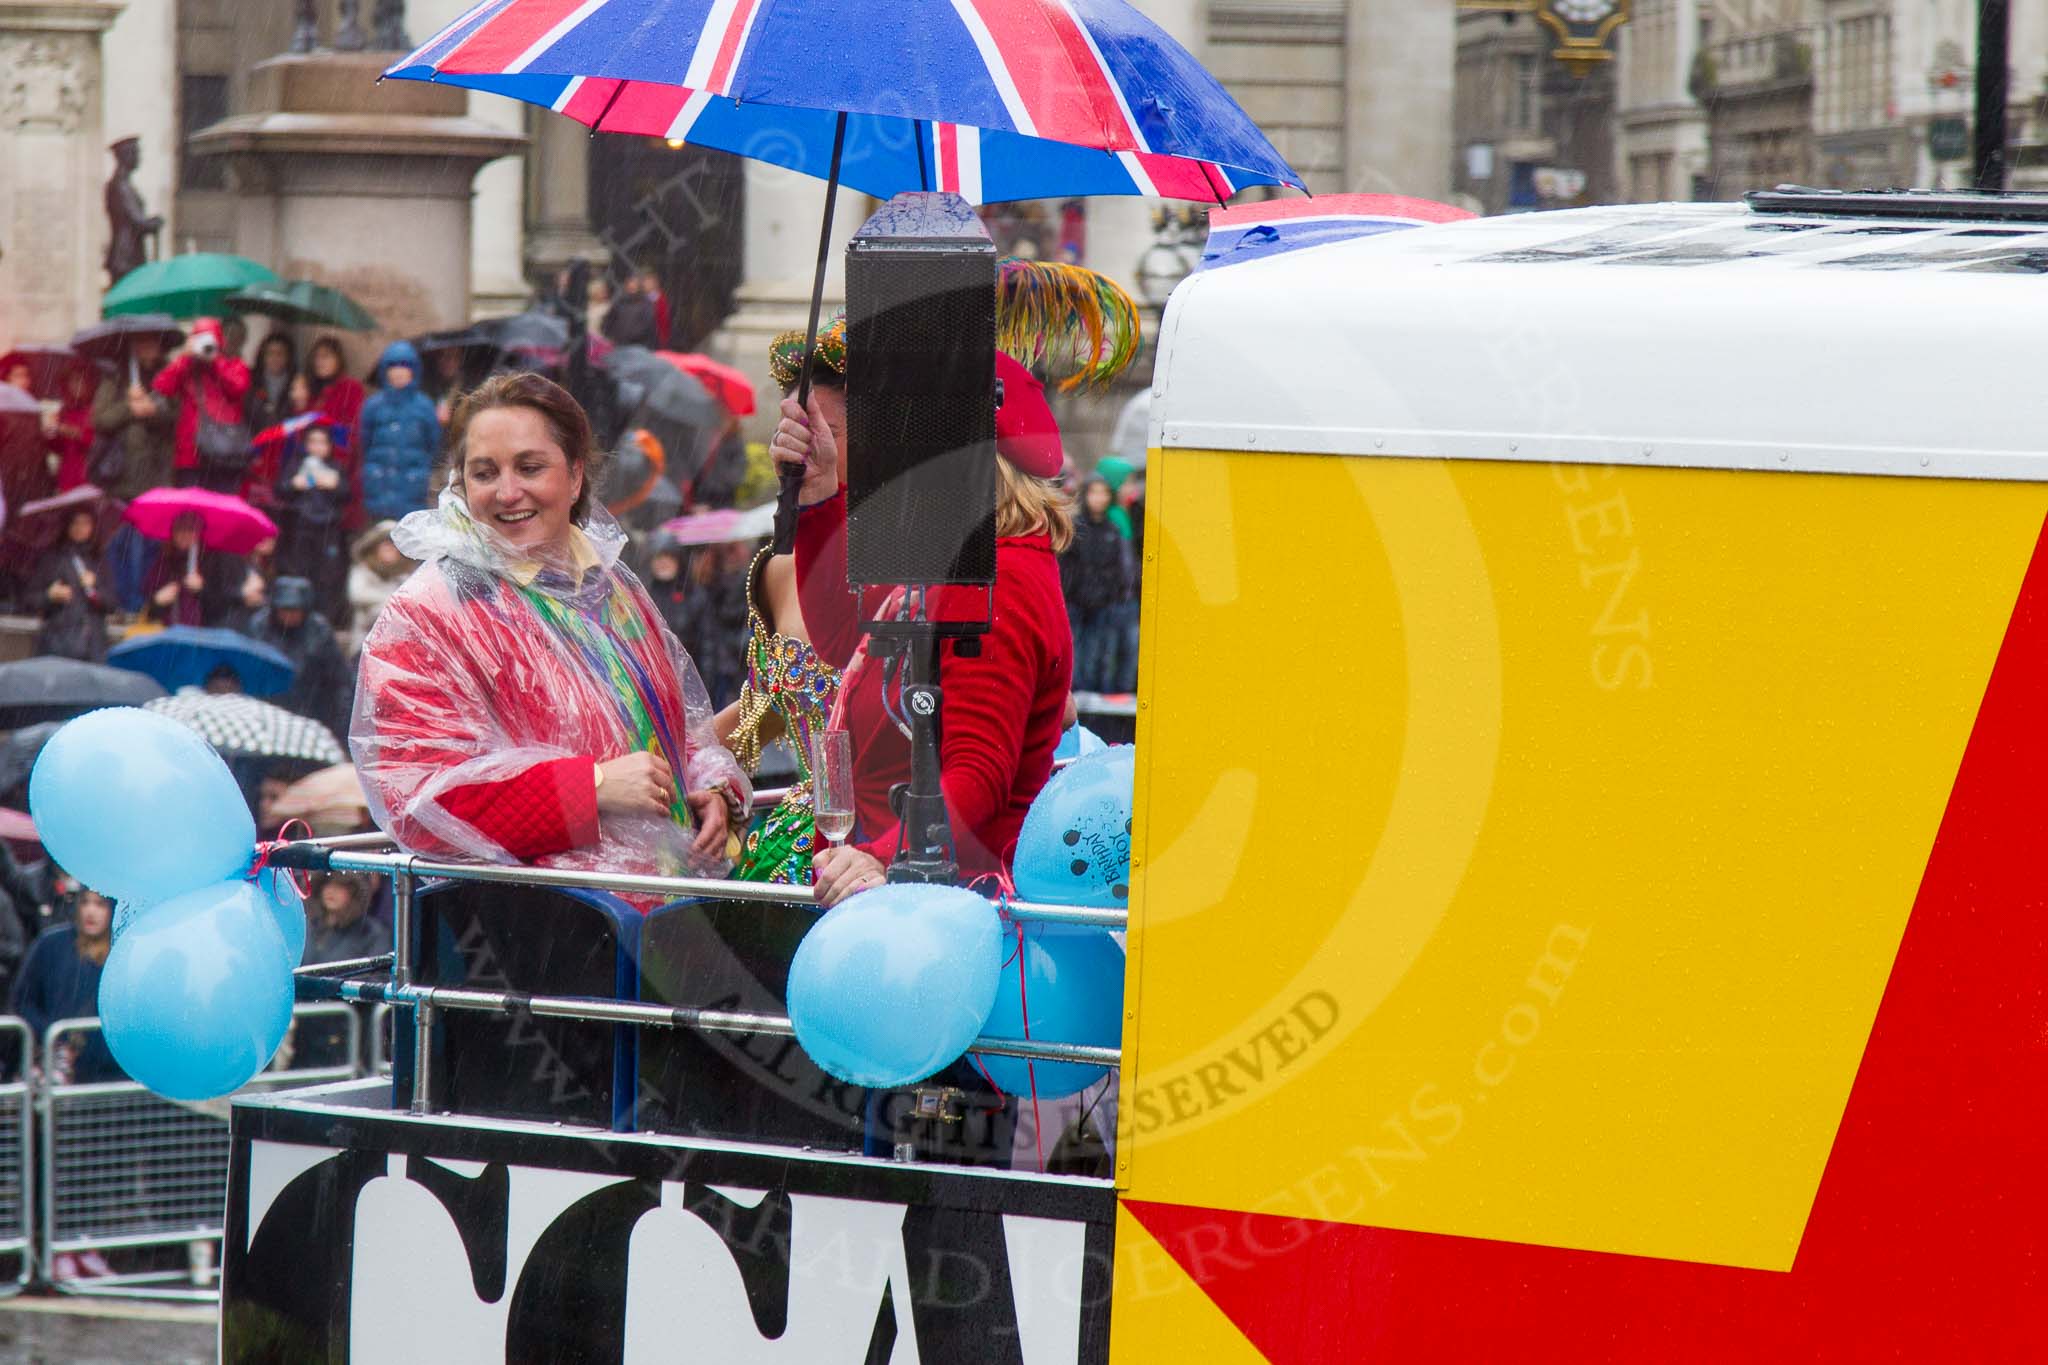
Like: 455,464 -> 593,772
846,243 -> 998,586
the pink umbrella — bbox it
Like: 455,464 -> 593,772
657,352 -> 756,418
0,809 -> 37,843
660,503 -> 775,547
125,487 -> 277,556
16,484 -> 104,520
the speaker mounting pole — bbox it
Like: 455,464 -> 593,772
773,110 -> 851,557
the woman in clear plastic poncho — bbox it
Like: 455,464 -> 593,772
351,372 -> 750,883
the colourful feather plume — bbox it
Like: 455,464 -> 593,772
997,258 -> 1142,393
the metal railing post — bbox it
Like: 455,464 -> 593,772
390,866 -> 431,1115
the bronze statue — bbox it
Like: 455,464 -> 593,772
104,137 -> 163,286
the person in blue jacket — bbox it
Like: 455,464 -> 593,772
356,341 -> 441,522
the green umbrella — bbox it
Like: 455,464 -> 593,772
103,253 -> 280,320
224,279 -> 380,332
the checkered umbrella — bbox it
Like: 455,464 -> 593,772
143,691 -> 346,766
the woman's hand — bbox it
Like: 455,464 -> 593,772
771,395 -> 841,507
47,581 -> 73,605
183,571 -> 204,593
812,844 -> 887,907
595,751 -> 673,817
153,581 -> 180,607
684,788 -> 730,858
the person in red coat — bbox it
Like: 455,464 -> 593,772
150,317 -> 250,488
352,372 -> 749,884
773,347 -> 1075,906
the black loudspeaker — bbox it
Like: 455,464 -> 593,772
845,192 -> 998,588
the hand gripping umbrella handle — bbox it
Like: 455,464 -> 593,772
772,112 -> 850,559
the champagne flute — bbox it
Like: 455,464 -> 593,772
811,730 -> 856,850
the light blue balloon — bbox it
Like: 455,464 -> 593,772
256,867 -> 308,969
788,883 -> 1004,1088
1014,746 -> 1135,908
1053,724 -> 1108,761
979,923 -> 1126,1098
97,878 -> 293,1101
28,707 -> 255,904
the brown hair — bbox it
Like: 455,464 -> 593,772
433,371 -> 606,524
996,458 -> 1073,553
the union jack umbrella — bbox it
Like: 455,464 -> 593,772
249,410 -> 351,450
389,0 -> 1303,549
386,0 -> 1302,204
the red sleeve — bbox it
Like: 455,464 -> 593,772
218,359 -> 251,404
792,491 -> 890,668
152,355 -> 191,398
435,755 -> 601,861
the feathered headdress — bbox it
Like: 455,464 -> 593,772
996,258 -> 1141,393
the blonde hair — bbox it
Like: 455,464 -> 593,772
997,458 -> 1074,553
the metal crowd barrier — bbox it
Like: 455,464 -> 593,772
0,1019 -> 31,1296
39,1003 -> 363,1300
277,832 -> 1127,1121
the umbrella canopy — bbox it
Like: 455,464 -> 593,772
225,279 -> 380,332
0,722 -> 62,795
125,487 -> 278,555
108,626 -> 296,697
16,485 -> 105,522
388,0 -> 1302,205
661,503 -> 776,547
605,346 -> 723,477
0,809 -> 36,843
103,253 -> 280,320
269,762 -> 369,823
250,411 -> 351,452
0,658 -> 166,729
474,308 -> 570,367
144,691 -> 345,766
69,314 -> 185,364
658,352 -> 755,417
0,384 -> 37,418
0,345 -> 89,399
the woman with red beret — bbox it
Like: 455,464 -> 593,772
773,346 -> 1075,906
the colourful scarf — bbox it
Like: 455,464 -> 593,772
516,575 -> 695,837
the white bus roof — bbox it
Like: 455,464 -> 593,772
1150,200 -> 2048,481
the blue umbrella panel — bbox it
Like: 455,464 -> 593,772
107,627 -> 297,698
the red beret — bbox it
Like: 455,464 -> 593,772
995,352 -> 1062,479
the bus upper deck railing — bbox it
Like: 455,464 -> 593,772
276,827 -> 1127,1118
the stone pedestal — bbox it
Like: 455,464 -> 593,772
189,51 -> 524,370
0,0 -> 124,349
711,161 -> 865,441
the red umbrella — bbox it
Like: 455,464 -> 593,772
657,352 -> 756,418
125,487 -> 277,555
0,383 -> 39,418
0,809 -> 36,843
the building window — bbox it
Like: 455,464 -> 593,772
1828,12 -> 1890,132
1511,54 -> 1540,133
180,74 -> 230,192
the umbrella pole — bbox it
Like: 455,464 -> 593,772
773,110 -> 850,558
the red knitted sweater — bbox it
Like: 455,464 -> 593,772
794,491 -> 1074,876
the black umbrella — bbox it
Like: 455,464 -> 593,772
0,722 -> 61,795
0,658 -> 166,729
603,347 -> 722,482
413,327 -> 500,394
68,314 -> 186,366
475,309 -> 570,368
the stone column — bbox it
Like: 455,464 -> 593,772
712,161 -> 864,441
1346,0 -> 1455,198
189,51 -> 524,373
523,109 -> 609,287
409,0 -> 531,316
0,0 -> 124,349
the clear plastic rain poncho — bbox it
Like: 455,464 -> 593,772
351,486 -> 750,882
